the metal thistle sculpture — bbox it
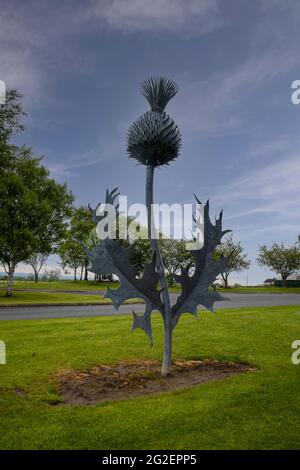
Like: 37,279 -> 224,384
86,77 -> 230,375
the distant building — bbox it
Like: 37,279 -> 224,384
264,278 -> 276,285
212,278 -> 224,288
289,273 -> 300,280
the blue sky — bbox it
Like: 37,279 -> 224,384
1,0 -> 300,284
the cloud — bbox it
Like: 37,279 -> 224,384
0,1 -> 93,104
213,152 -> 300,220
88,0 -> 222,34
0,5 -> 42,100
174,44 -> 300,136
46,147 -> 110,179
248,136 -> 294,159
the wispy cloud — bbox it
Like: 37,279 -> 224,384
213,152 -> 300,220
88,0 -> 222,35
0,4 -> 42,100
174,44 -> 300,136
47,148 -> 109,179
248,136 -> 295,159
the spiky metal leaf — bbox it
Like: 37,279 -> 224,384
89,187 -> 119,224
85,232 -> 163,344
171,199 -> 231,329
140,76 -> 179,113
127,111 -> 181,167
132,303 -> 154,346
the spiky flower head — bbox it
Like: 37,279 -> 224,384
140,76 -> 179,113
127,76 -> 181,167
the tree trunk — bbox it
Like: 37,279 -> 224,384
146,165 -> 172,376
221,272 -> 229,288
282,274 -> 287,287
74,268 -> 77,281
34,270 -> 39,283
79,266 -> 83,281
84,266 -> 88,281
5,267 -> 15,297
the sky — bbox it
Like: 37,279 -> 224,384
1,0 -> 300,284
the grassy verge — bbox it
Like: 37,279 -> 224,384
0,305 -> 300,449
218,286 -> 300,294
1,279 -> 299,294
0,291 -> 141,306
0,280 -> 120,291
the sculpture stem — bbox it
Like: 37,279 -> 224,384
146,165 -> 172,375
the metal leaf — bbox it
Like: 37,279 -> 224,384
131,303 -> 153,346
85,231 -> 164,343
171,199 -> 230,328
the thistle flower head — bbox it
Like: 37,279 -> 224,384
127,110 -> 181,167
127,76 -> 181,167
140,76 -> 179,113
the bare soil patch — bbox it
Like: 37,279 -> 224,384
56,359 -> 255,405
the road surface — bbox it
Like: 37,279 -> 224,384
1,293 -> 300,321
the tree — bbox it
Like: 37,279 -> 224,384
160,238 -> 194,286
0,89 -> 26,144
0,147 -> 73,296
26,253 -> 48,283
58,237 -> 85,281
257,242 -> 300,286
69,206 -> 94,280
214,234 -> 251,288
58,207 -> 94,281
0,90 -> 73,296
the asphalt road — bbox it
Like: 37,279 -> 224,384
1,293 -> 300,321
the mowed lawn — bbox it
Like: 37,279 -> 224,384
0,291 -> 139,306
1,279 -> 300,294
0,280 -> 120,292
0,305 -> 300,449
0,291 -> 107,305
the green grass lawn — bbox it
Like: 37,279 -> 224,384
218,286 -> 300,294
0,279 -> 120,291
0,305 -> 300,449
1,279 -> 299,294
0,291 -> 140,306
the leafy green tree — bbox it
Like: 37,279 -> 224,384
41,269 -> 60,281
128,237 -> 152,276
26,253 -> 48,283
0,147 -> 73,296
58,237 -> 85,281
69,206 -> 95,280
0,89 -> 73,295
214,234 -> 251,288
58,206 -> 95,281
160,238 -> 194,286
0,89 -> 26,181
257,242 -> 300,286
0,89 -> 26,144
